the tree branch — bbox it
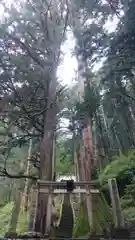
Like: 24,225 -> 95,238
31,85 -> 65,117
0,167 -> 37,180
0,28 -> 44,68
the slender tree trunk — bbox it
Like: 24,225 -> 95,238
6,161 -> 25,236
11,180 -> 16,202
7,187 -> 22,237
74,150 -> 79,181
73,131 -> 79,181
111,126 -> 122,154
22,138 -> 33,212
108,178 -> 125,228
128,106 -> 135,145
95,113 -> 106,168
52,133 -> 56,180
34,76 -> 57,234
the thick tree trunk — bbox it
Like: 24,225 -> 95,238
82,119 -> 94,181
76,138 -> 85,181
34,77 -> 57,234
82,118 -> 95,231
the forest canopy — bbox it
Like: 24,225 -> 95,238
0,0 -> 135,237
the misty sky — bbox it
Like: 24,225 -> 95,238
0,0 -> 119,86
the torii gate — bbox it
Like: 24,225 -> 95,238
28,178 -> 126,239
38,180 -> 99,234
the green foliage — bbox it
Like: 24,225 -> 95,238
99,149 -> 135,224
56,157 -> 74,175
0,202 -> 13,236
123,207 -> 135,222
0,0 -> 134,234
121,181 -> 135,223
100,150 -> 135,182
98,0 -> 135,156
76,83 -> 100,120
17,210 -> 29,234
0,202 -> 29,236
56,138 -> 74,174
99,150 -> 135,197
121,179 -> 135,209
0,144 -> 29,208
121,198 -> 134,209
121,181 -> 135,219
102,0 -> 135,85
124,181 -> 135,199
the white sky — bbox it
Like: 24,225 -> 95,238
57,31 -> 78,85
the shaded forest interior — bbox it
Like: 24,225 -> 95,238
0,0 -> 135,238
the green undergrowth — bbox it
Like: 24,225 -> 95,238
99,150 -> 135,226
121,181 -> 135,223
0,202 -> 13,235
73,193 -> 113,237
123,207 -> 135,222
99,150 -> 135,191
17,209 -> 29,234
0,202 -> 29,236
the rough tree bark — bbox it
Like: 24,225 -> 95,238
82,119 -> 94,181
34,75 -> 57,234
76,138 -> 85,182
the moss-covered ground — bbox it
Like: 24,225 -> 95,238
0,202 -> 29,236
73,193 -> 113,237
